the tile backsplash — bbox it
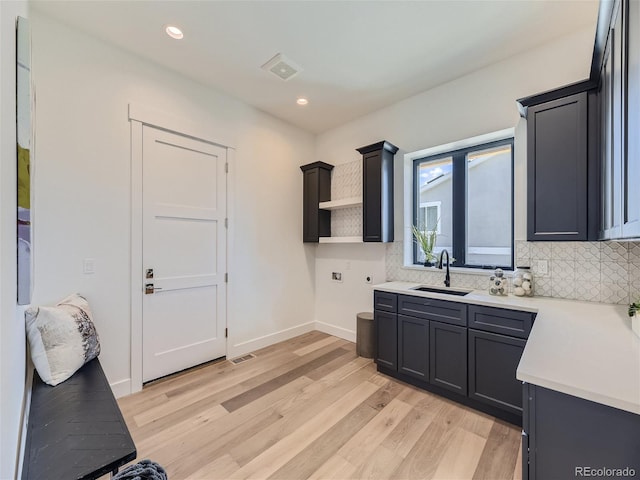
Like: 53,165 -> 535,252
330,160 -> 362,237
385,240 -> 640,305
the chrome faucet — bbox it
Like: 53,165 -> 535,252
436,249 -> 451,288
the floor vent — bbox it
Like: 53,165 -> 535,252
229,353 -> 256,365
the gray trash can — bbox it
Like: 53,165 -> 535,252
356,312 -> 374,358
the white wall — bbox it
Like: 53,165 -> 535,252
315,244 -> 386,341
30,13 -> 316,395
314,27 -> 594,335
1,2 -> 28,478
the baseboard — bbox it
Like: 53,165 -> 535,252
315,321 -> 356,343
229,321 -> 315,359
16,365 -> 33,480
109,378 -> 132,399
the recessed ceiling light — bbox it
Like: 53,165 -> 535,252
297,98 -> 309,106
164,25 -> 184,40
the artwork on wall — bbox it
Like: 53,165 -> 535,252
17,16 -> 31,305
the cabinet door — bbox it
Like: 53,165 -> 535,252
358,141 -> 397,243
363,151 -> 384,242
468,329 -> 526,416
300,163 -> 332,242
375,311 -> 397,370
429,321 -> 467,395
601,32 -> 614,239
602,2 -> 625,239
527,92 -> 588,241
530,385 -> 640,480
398,314 -> 429,380
624,0 -> 640,237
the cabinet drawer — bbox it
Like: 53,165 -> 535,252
468,305 -> 534,339
374,291 -> 397,313
398,295 -> 466,326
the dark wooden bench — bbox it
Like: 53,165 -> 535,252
22,358 -> 137,480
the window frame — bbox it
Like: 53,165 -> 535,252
412,137 -> 515,270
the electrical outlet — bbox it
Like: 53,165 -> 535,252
536,260 -> 549,276
331,272 -> 343,282
83,258 -> 95,275
365,275 -> 373,284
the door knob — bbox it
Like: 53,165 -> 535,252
145,283 -> 163,294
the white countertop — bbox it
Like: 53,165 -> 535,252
374,281 -> 640,415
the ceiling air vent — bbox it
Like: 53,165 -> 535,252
261,53 -> 303,81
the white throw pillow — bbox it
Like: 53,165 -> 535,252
25,294 -> 101,386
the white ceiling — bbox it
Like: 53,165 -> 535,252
31,0 -> 599,134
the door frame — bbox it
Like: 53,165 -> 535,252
128,103 -> 235,393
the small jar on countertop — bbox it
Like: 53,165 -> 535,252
512,266 -> 534,297
489,268 -> 508,296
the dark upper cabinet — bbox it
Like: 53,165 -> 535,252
599,0 -> 640,239
356,141 -> 399,242
300,162 -> 333,242
601,1 -> 624,239
526,92 -> 591,241
623,0 -> 640,238
429,321 -> 467,395
521,0 -> 640,241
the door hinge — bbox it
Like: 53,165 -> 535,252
225,218 -> 228,228
225,328 -> 228,338
225,273 -> 228,283
225,162 -> 229,173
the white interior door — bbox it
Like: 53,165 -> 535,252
142,126 -> 227,382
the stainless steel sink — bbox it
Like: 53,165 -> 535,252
410,286 -> 472,296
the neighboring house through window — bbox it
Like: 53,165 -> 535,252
406,130 -> 514,269
419,201 -> 441,233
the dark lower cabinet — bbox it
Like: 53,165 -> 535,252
430,321 -> 467,395
374,310 -> 397,371
374,290 -> 532,425
468,329 -> 526,416
398,315 -> 429,380
523,383 -> 640,480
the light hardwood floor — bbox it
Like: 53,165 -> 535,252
118,331 -> 523,480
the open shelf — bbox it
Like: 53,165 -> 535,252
318,197 -> 362,210
318,236 -> 363,244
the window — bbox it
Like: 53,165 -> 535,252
412,136 -> 514,269
418,201 -> 441,233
